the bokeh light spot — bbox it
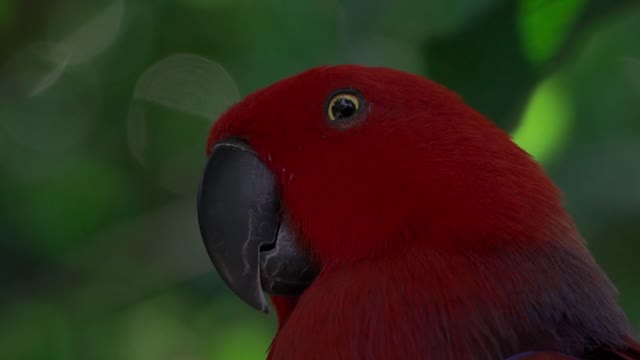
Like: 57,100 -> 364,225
47,0 -> 124,65
131,54 -> 240,119
128,54 -> 240,193
518,0 -> 586,65
512,75 -> 573,164
0,48 -> 99,153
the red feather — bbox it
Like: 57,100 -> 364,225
508,352 -> 577,359
207,65 -> 638,359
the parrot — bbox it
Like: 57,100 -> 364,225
196,65 -> 640,359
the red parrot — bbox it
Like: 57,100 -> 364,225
197,65 -> 639,359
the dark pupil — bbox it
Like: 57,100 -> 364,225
331,97 -> 357,120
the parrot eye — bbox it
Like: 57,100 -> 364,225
325,89 -> 367,129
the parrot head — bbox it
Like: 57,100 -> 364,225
198,65 -> 566,313
197,65 -> 639,359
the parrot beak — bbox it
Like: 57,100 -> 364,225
197,138 -> 318,313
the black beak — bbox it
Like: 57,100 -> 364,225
197,139 -> 318,313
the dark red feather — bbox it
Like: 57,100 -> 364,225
206,65 -> 639,360
507,352 -> 577,359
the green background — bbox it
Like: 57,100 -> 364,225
1,0 -> 639,358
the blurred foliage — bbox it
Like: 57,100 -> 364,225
1,0 -> 639,359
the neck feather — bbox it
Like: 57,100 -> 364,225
268,235 -> 632,360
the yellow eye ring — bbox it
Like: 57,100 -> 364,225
327,93 -> 361,122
